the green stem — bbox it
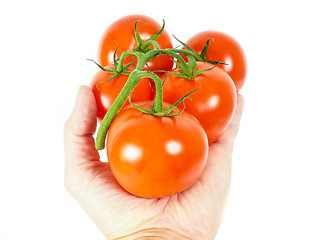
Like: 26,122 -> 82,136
135,53 -> 148,70
135,71 -> 163,112
95,71 -> 141,150
168,49 -> 225,65
95,45 -> 219,150
170,49 -> 202,61
140,40 -> 160,51
115,50 -> 144,72
187,55 -> 197,71
145,49 -> 192,76
94,69 -> 164,150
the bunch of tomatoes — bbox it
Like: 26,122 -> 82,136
89,14 -> 247,198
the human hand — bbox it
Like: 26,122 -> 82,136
64,85 -> 244,240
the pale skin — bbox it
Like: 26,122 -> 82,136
64,85 -> 244,240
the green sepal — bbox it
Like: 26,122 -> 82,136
149,19 -> 165,42
202,58 -> 226,66
162,86 -> 200,115
171,36 -> 226,66
172,35 -> 198,55
134,20 -> 145,47
198,39 -> 227,66
154,68 -> 194,81
128,99 -> 154,115
131,103 -> 154,115
87,59 -> 132,75
113,41 -> 119,68
187,55 -> 197,71
194,64 -> 217,78
128,85 -> 200,118
135,19 -> 164,52
87,59 -> 115,73
165,71 -> 187,78
123,56 -> 136,71
140,40 -> 160,51
199,39 -> 213,59
161,72 -> 169,86
102,72 -> 122,85
167,55 -> 185,73
87,58 -> 134,90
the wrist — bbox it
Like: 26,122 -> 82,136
112,227 -> 192,240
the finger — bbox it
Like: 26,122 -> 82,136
198,94 -> 244,194
64,85 -> 100,166
215,94 -> 245,151
64,85 -> 97,137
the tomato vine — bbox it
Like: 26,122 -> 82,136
91,19 -> 229,150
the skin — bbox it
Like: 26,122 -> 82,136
185,31 -> 247,91
163,62 -> 237,143
64,85 -> 244,239
98,14 -> 173,73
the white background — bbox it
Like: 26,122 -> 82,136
1,0 -> 319,239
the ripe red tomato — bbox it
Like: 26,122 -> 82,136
185,31 -> 247,91
90,65 -> 152,122
98,14 -> 173,73
163,62 -> 237,143
107,101 -> 208,198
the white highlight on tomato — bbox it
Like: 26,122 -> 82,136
101,96 -> 112,110
122,144 -> 142,162
224,56 -> 233,71
166,140 -> 182,155
208,95 -> 219,108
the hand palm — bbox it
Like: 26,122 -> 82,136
64,86 -> 243,239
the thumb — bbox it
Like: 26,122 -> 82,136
64,85 -> 100,167
198,94 -> 244,196
64,85 -> 97,137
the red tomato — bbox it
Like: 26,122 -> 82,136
98,14 -> 173,73
90,65 -> 152,122
185,31 -> 247,91
163,62 -> 237,143
107,101 -> 208,198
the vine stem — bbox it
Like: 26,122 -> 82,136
94,46 -> 200,150
95,70 -> 164,150
95,71 -> 140,150
134,71 -> 164,112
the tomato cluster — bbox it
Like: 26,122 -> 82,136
89,14 -> 247,198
